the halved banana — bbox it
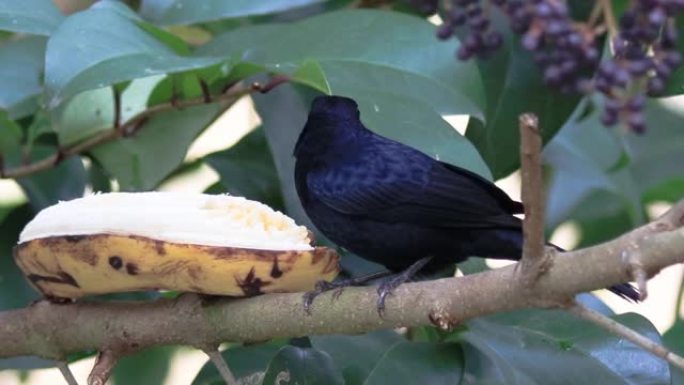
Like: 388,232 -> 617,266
14,192 -> 339,300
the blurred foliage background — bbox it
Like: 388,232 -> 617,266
0,0 -> 683,384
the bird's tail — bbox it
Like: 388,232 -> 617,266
547,243 -> 641,302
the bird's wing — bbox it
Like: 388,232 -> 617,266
307,142 -> 522,229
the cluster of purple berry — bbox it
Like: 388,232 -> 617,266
434,0 -> 683,133
438,0 -> 600,91
596,0 -> 683,132
436,0 -> 503,59
518,2 -> 599,93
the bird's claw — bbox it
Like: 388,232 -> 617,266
375,276 -> 404,318
302,279 -> 349,314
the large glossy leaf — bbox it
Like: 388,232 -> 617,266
262,346 -> 344,385
465,12 -> 582,179
622,96 -> 684,202
53,87 -> 115,146
53,75 -> 167,148
0,36 -> 46,119
197,9 -> 485,119
545,96 -> 684,233
44,1 -> 220,107
0,110 -> 22,154
112,346 -> 176,385
90,104 -> 220,191
141,0 -> 327,25
0,0 -> 64,36
17,145 -> 87,211
205,127 -> 284,210
363,341 -> 464,385
543,100 -> 639,229
192,343 -> 282,385
460,310 -> 669,385
0,204 -> 39,311
310,331 -> 404,384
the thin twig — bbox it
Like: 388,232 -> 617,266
204,348 -> 238,385
587,0 -> 603,27
519,113 -> 547,279
87,350 -> 119,385
599,0 -> 618,38
57,361 -> 80,385
568,302 -> 684,371
1,76 -> 289,180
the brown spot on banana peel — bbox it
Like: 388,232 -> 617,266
316,248 -> 340,275
27,271 -> 79,288
270,255 -> 283,278
109,256 -> 123,270
154,240 -> 167,256
64,235 -> 86,243
236,267 -> 270,296
125,263 -> 139,275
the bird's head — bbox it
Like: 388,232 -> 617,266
309,95 -> 360,120
294,95 -> 364,160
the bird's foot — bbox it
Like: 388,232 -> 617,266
376,275 -> 407,318
376,257 -> 432,317
303,271 -> 392,314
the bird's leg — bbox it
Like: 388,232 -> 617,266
303,270 -> 393,314
377,257 -> 433,317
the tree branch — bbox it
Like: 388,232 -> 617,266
0,78 -> 288,180
1,199 -> 683,363
518,113 -> 548,283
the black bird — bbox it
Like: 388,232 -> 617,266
294,95 -> 638,313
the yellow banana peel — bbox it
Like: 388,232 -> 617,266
14,192 -> 339,300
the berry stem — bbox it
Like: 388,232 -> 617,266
587,0 -> 603,27
599,0 -> 619,38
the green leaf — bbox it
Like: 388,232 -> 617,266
664,319 -> 684,356
310,331 -> 404,384
192,343 -> 282,385
460,309 -> 669,385
622,96 -> 684,202
0,110 -> 22,153
53,87 -> 114,146
44,1 -> 220,107
0,36 -> 46,119
545,96 -> 684,233
204,127 -> 284,210
17,145 -> 87,211
198,9 -> 484,119
664,318 -> 684,384
465,12 -> 582,179
120,75 -> 167,122
0,204 -> 40,311
543,100 -> 638,229
363,341 -> 464,385
112,346 -> 176,385
262,346 -> 344,385
141,0 -> 327,25
90,104 -> 220,191
0,0 -> 64,36
292,59 -> 331,94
